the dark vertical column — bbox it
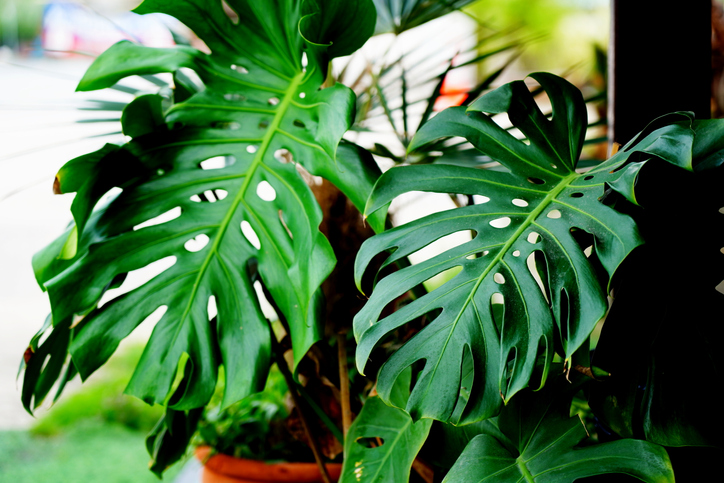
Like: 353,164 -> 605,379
610,0 -> 711,146
599,3 -> 723,479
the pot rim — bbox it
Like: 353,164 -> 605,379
195,446 -> 342,482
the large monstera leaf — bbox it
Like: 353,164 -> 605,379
444,377 -> 675,483
25,0 -> 378,412
339,369 -> 432,483
354,73 -> 645,424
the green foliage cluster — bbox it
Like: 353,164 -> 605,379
194,365 -> 313,462
17,1 -> 722,481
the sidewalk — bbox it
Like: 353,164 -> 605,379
0,55 -> 129,428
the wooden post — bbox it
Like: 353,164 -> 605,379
601,3 -> 721,479
610,0 -> 711,145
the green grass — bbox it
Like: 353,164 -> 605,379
0,420 -> 184,482
1,343 -> 187,481
30,343 -> 163,436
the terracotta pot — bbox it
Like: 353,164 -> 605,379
195,446 -> 343,483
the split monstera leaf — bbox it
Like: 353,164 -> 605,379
353,73 -> 701,425
22,0 -> 379,412
443,376 -> 674,483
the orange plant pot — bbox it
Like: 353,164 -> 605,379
195,446 -> 343,483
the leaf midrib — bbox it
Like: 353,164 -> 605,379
168,72 -> 305,348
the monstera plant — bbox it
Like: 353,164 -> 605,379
19,0 -> 723,481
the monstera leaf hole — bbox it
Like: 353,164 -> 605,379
207,296 -> 217,321
547,209 -> 562,219
190,190 -> 228,202
253,280 -> 279,323
274,148 -> 293,164
388,193 -> 481,291
178,67 -> 204,89
133,207 -> 182,231
489,216 -> 511,228
413,229 -> 476,292
526,252 -> 550,305
97,256 -> 177,309
256,181 -> 277,201
184,234 -> 210,252
220,0 -> 239,25
278,210 -> 294,240
356,436 -> 383,448
240,221 -> 261,250
199,155 -> 235,170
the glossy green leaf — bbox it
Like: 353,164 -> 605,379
121,94 -> 168,138
424,419 -> 509,471
300,0 -> 377,58
20,315 -> 69,411
691,118 -> 724,171
29,0 -> 377,413
590,126 -> 724,449
146,406 -> 203,477
340,369 -> 432,483
444,380 -> 675,483
53,144 -> 143,251
354,73 -> 646,424
373,0 -> 479,35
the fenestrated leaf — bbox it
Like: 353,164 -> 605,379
354,73 -> 648,424
339,369 -> 432,483
52,143 -> 143,257
33,0 -> 377,412
443,379 -> 675,483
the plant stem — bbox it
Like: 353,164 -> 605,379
295,384 -> 344,444
412,457 -> 435,483
337,332 -> 352,439
272,337 -> 333,483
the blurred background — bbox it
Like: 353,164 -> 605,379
0,0 -> 611,481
